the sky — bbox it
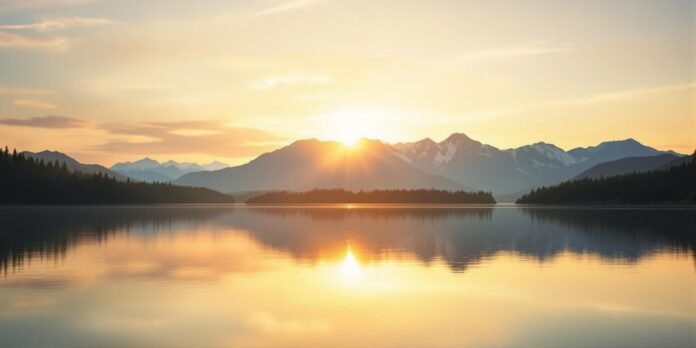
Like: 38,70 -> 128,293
0,0 -> 693,165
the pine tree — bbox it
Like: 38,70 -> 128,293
517,151 -> 696,204
0,146 -> 235,204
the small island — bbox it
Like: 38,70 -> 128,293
517,152 -> 696,204
246,188 -> 496,204
0,148 -> 235,204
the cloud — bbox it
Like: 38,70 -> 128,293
295,93 -> 328,101
0,31 -> 66,49
464,82 -> 696,120
95,120 -> 286,158
0,0 -> 96,13
0,86 -> 55,95
0,17 -> 115,31
13,99 -> 58,109
0,115 -> 89,128
250,73 -> 331,90
254,0 -> 328,16
554,82 -> 696,105
459,40 -> 571,61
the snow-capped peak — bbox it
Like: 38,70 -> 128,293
391,132 -> 489,168
529,142 -> 578,166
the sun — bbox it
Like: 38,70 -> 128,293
331,115 -> 366,147
338,131 -> 362,147
318,106 -> 398,146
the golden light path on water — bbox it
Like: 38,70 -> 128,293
339,246 -> 362,284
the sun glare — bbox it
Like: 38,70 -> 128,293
339,133 -> 361,147
319,107 -> 399,146
339,246 -> 362,283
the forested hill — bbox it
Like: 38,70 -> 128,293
247,188 -> 496,204
0,148 -> 234,204
517,152 -> 696,204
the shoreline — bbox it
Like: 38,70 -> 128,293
0,203 -> 694,210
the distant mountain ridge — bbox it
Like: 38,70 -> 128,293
20,134 -> 682,196
173,135 -> 680,195
566,138 -> 672,163
111,158 -> 229,182
573,154 -> 680,180
393,134 -> 678,194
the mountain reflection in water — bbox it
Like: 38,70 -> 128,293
1,205 -> 693,275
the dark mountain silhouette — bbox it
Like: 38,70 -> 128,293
22,150 -> 128,181
660,155 -> 693,170
573,154 -> 680,180
517,152 -> 696,204
567,138 -> 670,163
0,147 -> 235,204
14,135 -> 683,197
174,138 -> 470,193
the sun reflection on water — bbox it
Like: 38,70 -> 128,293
339,246 -> 362,284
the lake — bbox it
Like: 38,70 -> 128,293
0,205 -> 694,347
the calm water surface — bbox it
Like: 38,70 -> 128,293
0,205 -> 694,347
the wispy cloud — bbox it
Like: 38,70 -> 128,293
464,82 -> 696,119
554,82 -> 696,105
250,73 -> 331,91
254,0 -> 328,16
0,115 -> 89,128
0,31 -> 66,49
295,93 -> 329,101
13,99 -> 58,109
0,17 -> 115,31
96,120 -> 286,158
0,0 -> 96,13
459,40 -> 571,62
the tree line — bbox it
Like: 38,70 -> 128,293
247,188 -> 496,204
517,151 -> 696,204
0,147 -> 235,204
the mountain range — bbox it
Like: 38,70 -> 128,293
174,134 -> 683,197
392,134 -> 676,195
23,134 -> 686,198
174,139 -> 468,192
111,158 -> 228,182
573,154 -> 679,180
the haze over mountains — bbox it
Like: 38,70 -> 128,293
111,158 -> 229,182
573,154 -> 679,180
174,139 -> 468,192
21,133 -> 685,199
174,134 -> 680,196
392,134 -> 677,195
